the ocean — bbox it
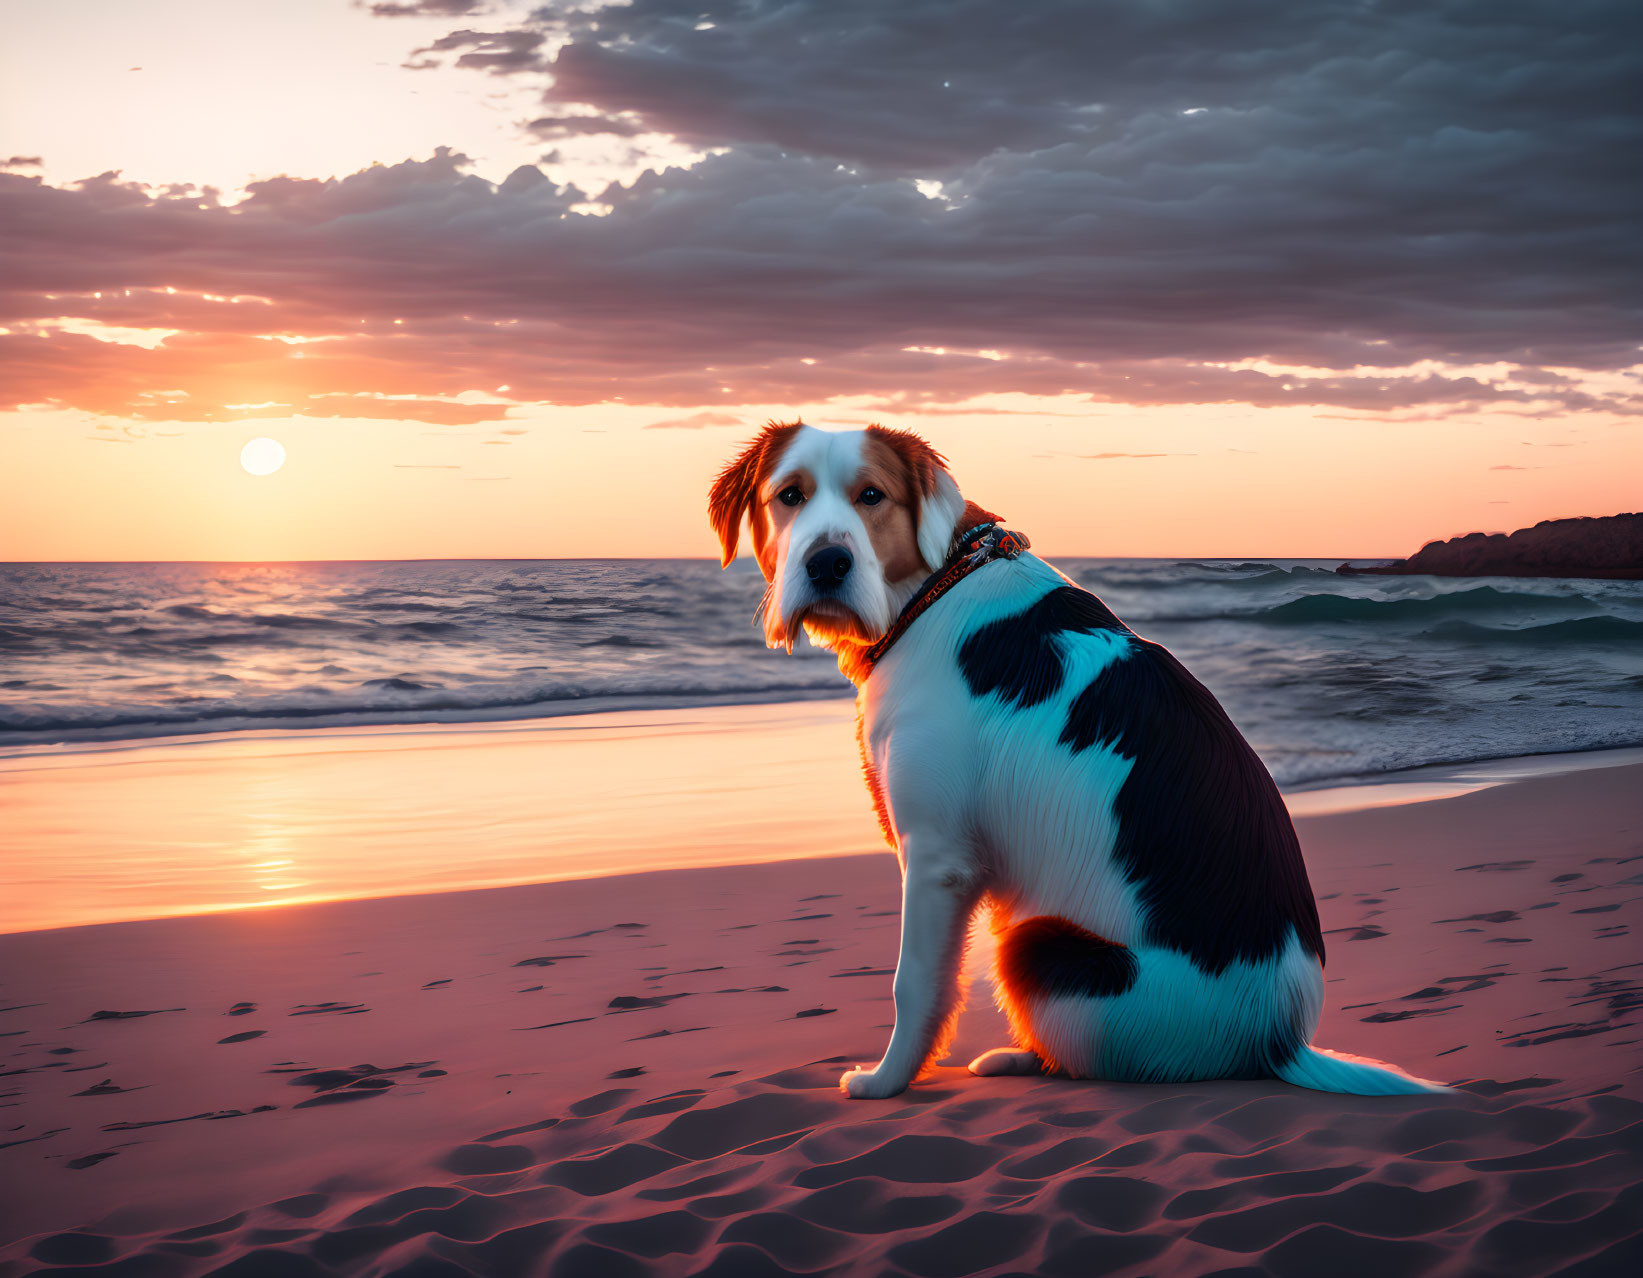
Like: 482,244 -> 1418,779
1,558 -> 1639,786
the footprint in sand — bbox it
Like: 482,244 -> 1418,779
288,1002 -> 369,1016
72,1079 -> 145,1096
81,1008 -> 183,1022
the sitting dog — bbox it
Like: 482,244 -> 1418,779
709,421 -> 1447,1098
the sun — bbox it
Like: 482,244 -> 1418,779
240,437 -> 286,476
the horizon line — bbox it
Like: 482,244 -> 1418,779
0,553 -> 1400,566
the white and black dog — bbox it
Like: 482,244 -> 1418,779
709,421 -> 1447,1099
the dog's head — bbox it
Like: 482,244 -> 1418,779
708,422 -> 968,653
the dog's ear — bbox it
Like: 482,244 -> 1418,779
708,421 -> 801,570
916,469 -> 968,572
866,425 -> 970,572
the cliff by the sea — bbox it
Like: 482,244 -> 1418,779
1340,511 -> 1643,579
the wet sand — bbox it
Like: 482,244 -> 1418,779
0,701 -> 875,935
1,744 -> 1639,1274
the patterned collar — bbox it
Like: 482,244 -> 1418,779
859,521 -> 1031,673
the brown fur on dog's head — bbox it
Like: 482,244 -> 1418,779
707,420 -> 803,574
708,421 -> 984,577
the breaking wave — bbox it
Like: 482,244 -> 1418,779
2,557 -> 1640,784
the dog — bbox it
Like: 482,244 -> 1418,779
709,420 -> 1447,1099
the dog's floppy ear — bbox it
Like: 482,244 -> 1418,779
707,421 -> 802,569
865,425 -> 970,572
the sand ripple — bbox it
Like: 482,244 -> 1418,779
8,1067 -> 1640,1277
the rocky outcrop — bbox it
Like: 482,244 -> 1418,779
1340,513 -> 1643,579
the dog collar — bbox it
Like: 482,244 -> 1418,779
859,521 -> 1031,673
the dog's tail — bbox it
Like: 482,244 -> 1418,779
1274,1045 -> 1454,1095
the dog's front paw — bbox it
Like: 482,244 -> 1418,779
840,1066 -> 906,1100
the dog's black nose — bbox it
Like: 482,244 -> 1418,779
805,546 -> 853,589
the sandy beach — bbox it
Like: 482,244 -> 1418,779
1,712 -> 1640,1275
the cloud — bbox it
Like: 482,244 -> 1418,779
2,156 -> 42,169
4,151 -> 1636,424
368,1 -> 488,17
525,114 -> 647,140
403,0 -> 1643,200
1076,452 -> 1185,460
642,411 -> 744,430
402,2 -> 1642,359
411,28 -> 544,74
6,1 -> 1641,426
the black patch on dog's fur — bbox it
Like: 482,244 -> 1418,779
1059,640 -> 1325,975
958,586 -> 1127,707
998,916 -> 1139,1000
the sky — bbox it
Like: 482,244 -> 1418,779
1,0 -> 1639,561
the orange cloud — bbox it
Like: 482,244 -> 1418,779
2,153 -> 1638,428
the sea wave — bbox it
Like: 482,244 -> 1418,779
1249,586 -> 1602,626
3,558 -> 1640,784
1422,616 -> 1643,644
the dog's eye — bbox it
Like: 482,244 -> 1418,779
858,487 -> 885,507
778,485 -> 805,507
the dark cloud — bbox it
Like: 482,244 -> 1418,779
2,156 -> 43,169
429,2 -> 1643,186
412,2 -> 1640,372
368,1 -> 488,16
412,28 -> 544,73
525,114 -> 646,140
5,1 -> 1640,424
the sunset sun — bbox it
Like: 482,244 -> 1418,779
239,436 -> 286,476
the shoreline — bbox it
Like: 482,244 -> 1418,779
8,693 -> 1642,784
1282,742 -> 1643,815
0,685 -> 860,755
4,698 -> 1642,936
